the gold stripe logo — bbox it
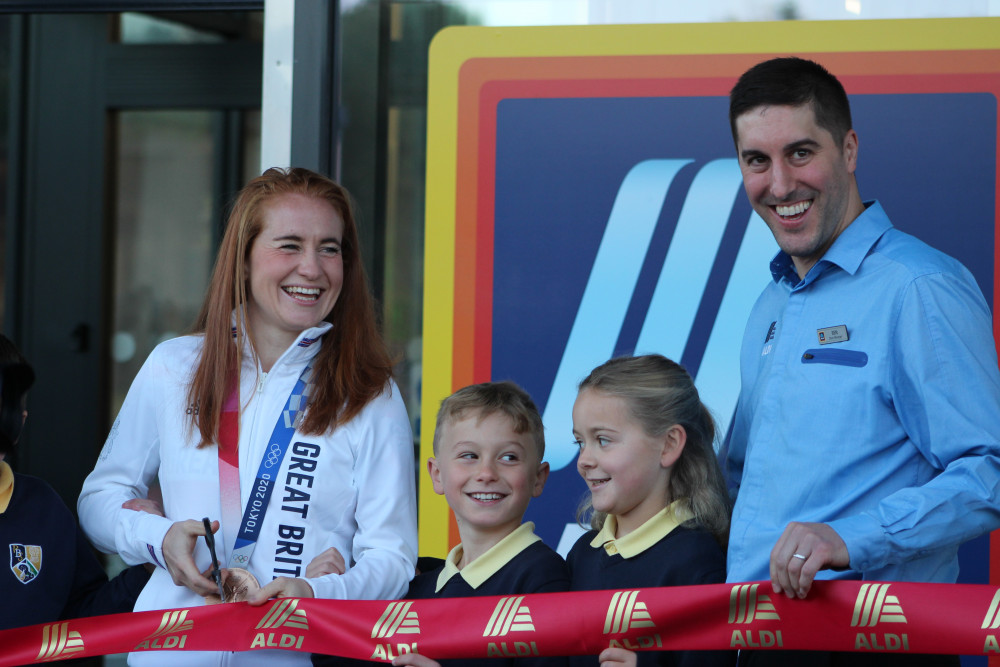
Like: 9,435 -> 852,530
728,583 -> 780,623
851,583 -> 907,627
144,610 -> 194,639
371,601 -> 420,638
36,622 -> 84,661
982,589 -> 1000,629
255,598 -> 309,631
483,596 -> 536,636
603,590 -> 656,635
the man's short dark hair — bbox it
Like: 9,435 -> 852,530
729,57 -> 853,147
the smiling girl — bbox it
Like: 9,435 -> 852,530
568,355 -> 733,667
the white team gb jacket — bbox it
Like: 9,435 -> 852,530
78,322 -> 418,666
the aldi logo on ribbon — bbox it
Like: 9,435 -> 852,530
369,601 -> 420,661
36,622 -> 84,662
484,596 -> 535,636
604,590 -> 655,634
982,589 -> 1000,653
982,589 -> 1000,629
729,583 -> 783,649
9,543 -> 41,584
602,590 -> 663,651
372,601 -> 420,639
484,596 -> 540,659
852,583 -> 908,627
852,583 -> 910,652
134,610 -> 192,651
251,599 -> 308,650
729,583 -> 780,624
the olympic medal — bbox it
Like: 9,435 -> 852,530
224,567 -> 260,602
203,567 -> 260,604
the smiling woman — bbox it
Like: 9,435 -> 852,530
75,168 -> 418,667
246,193 -> 345,371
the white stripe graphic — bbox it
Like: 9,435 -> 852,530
544,159 -> 777,468
635,158 -> 743,358
542,159 -> 691,470
694,210 -> 776,443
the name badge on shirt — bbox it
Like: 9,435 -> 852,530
817,325 -> 849,345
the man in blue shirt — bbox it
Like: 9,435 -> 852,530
725,56 -> 1000,666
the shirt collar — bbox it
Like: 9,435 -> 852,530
769,200 -> 893,287
589,500 -> 694,559
230,309 -> 333,368
0,461 -> 13,514
435,522 -> 541,592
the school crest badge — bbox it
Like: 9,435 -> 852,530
9,543 -> 42,584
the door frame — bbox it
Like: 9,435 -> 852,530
9,11 -> 262,507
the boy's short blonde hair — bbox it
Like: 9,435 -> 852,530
433,381 -> 545,460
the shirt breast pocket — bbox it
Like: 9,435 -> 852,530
801,348 -> 868,368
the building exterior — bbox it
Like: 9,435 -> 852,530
1,0 -> 996,560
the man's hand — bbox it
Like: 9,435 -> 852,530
247,577 -> 315,605
598,647 -> 637,667
770,521 -> 849,598
162,519 -> 219,596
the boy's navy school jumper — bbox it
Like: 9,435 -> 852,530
1,462 -> 149,630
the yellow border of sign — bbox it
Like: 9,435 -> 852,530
420,17 -> 1000,557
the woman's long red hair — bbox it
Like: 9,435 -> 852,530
187,167 -> 394,447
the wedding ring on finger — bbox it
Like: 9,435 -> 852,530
792,553 -> 807,561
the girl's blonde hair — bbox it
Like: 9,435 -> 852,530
576,354 -> 730,546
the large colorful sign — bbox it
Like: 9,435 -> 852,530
420,18 -> 1000,589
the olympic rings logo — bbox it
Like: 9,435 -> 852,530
264,443 -> 282,468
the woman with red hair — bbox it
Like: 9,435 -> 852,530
79,168 -> 417,666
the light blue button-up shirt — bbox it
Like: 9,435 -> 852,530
726,201 -> 1000,584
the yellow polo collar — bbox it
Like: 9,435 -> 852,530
436,522 -> 541,592
589,500 -> 693,559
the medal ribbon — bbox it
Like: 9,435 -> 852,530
217,364 -> 313,570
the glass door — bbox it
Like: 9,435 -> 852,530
109,108 -> 261,420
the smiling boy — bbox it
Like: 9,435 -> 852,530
391,382 -> 569,667
314,381 -> 568,667
418,381 -> 566,598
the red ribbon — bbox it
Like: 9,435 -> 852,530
2,580 -> 998,664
